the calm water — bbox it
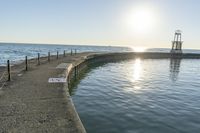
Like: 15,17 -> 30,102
1,42 -> 200,66
0,43 -> 131,66
71,59 -> 200,133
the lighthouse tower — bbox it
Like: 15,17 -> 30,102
171,30 -> 183,54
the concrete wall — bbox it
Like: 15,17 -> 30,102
65,52 -> 200,132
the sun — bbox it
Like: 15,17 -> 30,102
125,5 -> 157,34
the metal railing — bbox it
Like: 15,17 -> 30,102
0,49 -> 78,90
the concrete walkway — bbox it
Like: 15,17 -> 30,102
0,53 -> 90,133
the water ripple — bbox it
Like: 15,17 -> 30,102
72,59 -> 200,133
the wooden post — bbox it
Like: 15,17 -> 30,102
71,49 -> 73,55
75,49 -> 77,55
38,53 -> 40,65
25,56 -> 28,71
48,52 -> 50,62
57,51 -> 59,59
64,50 -> 65,57
7,60 -> 11,81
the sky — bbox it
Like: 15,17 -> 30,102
0,0 -> 200,49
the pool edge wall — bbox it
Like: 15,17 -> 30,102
64,52 -> 200,133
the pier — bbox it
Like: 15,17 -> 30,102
0,52 -> 88,133
0,51 -> 200,132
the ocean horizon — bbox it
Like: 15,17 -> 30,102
1,42 -> 200,66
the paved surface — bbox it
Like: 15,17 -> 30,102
2,51 -> 200,133
0,53 -> 90,133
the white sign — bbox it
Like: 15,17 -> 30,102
48,78 -> 66,83
56,63 -> 72,69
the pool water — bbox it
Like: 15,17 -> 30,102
71,58 -> 200,133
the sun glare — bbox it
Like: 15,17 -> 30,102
131,47 -> 146,52
132,58 -> 142,81
123,58 -> 143,93
125,5 -> 157,34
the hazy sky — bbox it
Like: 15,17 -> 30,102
0,0 -> 200,49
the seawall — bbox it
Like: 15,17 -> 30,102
1,51 -> 200,133
0,53 -> 91,133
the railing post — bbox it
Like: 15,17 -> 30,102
38,53 -> 40,65
75,49 -> 77,55
7,60 -> 11,81
68,75 -> 70,85
77,64 -> 79,75
64,50 -> 65,57
57,51 -> 59,59
74,66 -> 76,79
71,49 -> 73,56
48,52 -> 50,62
25,56 -> 28,71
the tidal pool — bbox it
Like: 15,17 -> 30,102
71,58 -> 200,133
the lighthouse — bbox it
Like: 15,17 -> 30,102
171,30 -> 183,54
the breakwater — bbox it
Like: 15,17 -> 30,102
87,52 -> 200,61
81,52 -> 200,67
0,51 -> 200,132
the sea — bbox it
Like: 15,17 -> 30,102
1,42 -> 200,66
1,43 -> 200,133
0,43 -> 131,66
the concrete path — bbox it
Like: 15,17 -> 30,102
0,53 -> 90,133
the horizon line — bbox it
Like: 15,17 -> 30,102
0,41 -> 200,51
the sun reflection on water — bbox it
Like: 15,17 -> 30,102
132,58 -> 142,81
124,58 -> 143,93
